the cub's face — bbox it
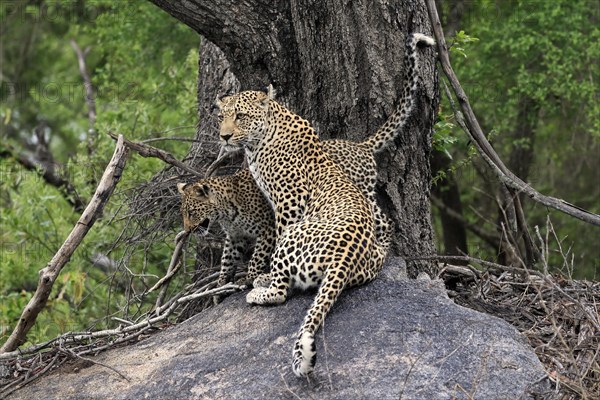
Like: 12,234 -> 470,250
216,90 -> 270,152
177,181 -> 221,233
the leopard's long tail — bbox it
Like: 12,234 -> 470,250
292,267 -> 347,377
361,33 -> 435,154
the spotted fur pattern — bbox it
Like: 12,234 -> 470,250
362,32 -> 435,152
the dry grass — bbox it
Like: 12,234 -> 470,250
443,264 -> 599,399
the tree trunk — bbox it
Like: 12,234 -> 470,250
431,150 -> 468,260
508,95 -> 539,182
496,95 -> 540,265
149,0 -> 439,277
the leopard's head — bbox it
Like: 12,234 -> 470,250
177,180 -> 226,234
216,89 -> 271,152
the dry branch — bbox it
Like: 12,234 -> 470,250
425,0 -> 600,227
0,280 -> 244,398
107,131 -> 202,177
150,230 -> 189,293
407,254 -> 544,277
0,280 -> 243,361
441,77 -> 537,265
205,148 -> 244,177
443,261 -> 599,398
0,136 -> 129,353
418,251 -> 599,398
431,195 -> 501,247
151,231 -> 190,310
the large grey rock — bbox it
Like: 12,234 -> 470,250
10,258 -> 551,399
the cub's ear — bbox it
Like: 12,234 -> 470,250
215,95 -> 224,110
176,182 -> 187,194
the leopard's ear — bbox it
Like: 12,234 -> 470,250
215,96 -> 224,110
176,182 -> 187,194
266,84 -> 276,100
256,90 -> 271,110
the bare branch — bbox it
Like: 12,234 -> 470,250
107,131 -> 203,177
0,136 -> 129,353
60,347 -> 129,381
150,231 -> 190,310
406,254 -> 543,277
0,280 -> 243,360
425,0 -> 600,227
0,353 -> 61,398
442,72 -> 538,265
141,137 -> 201,144
204,147 -> 244,177
431,195 -> 501,248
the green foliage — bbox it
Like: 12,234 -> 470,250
90,0 -> 199,141
0,0 -> 198,346
448,31 -> 480,58
456,0 -> 599,137
437,0 -> 599,278
432,118 -> 458,157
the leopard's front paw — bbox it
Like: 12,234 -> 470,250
246,287 -> 269,304
246,287 -> 287,305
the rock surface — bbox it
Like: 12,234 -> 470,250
10,258 -> 551,399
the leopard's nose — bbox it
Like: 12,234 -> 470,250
221,133 -> 233,142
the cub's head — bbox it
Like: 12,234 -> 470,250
216,89 -> 272,151
177,180 -> 227,233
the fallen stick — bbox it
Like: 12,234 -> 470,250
0,277 -> 244,361
1,135 -> 129,353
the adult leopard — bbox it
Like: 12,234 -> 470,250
210,33 -> 433,377
178,144 -> 390,288
179,34 -> 433,296
221,87 -> 386,377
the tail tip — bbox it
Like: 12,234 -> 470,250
292,332 -> 316,377
413,33 -> 435,47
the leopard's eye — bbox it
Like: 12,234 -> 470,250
216,114 -> 224,122
235,112 -> 247,121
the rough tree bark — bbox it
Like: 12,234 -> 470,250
148,0 -> 439,277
